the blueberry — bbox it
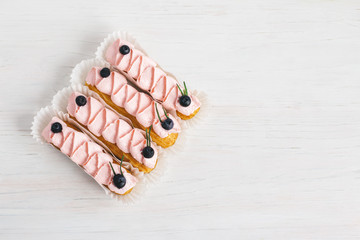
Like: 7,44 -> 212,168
119,45 -> 130,55
179,95 -> 191,107
161,118 -> 174,130
100,67 -> 111,78
142,146 -> 155,158
51,122 -> 62,133
75,95 -> 87,107
113,174 -> 126,189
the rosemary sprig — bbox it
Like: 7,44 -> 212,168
177,82 -> 189,96
148,125 -> 152,147
145,124 -> 153,147
163,107 -> 169,118
119,155 -> 124,175
145,128 -> 149,147
176,84 -> 184,96
109,161 -> 116,175
155,103 -> 162,122
109,155 -> 124,176
183,81 -> 188,96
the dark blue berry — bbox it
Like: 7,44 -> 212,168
75,95 -> 87,107
113,174 -> 126,189
142,146 -> 155,158
100,67 -> 110,78
51,122 -> 62,133
119,45 -> 130,55
161,118 -> 174,130
179,95 -> 191,107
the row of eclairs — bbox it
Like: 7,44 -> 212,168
39,36 -> 202,197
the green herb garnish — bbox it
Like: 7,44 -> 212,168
109,155 -> 124,176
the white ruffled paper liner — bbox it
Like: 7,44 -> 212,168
51,84 -> 170,185
95,32 -> 209,128
31,106 -> 146,204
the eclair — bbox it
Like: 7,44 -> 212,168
85,67 -> 181,148
42,116 -> 137,195
104,38 -> 201,120
66,92 -> 158,173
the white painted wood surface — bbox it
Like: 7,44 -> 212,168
1,0 -> 360,239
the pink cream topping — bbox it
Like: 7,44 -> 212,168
41,117 -> 137,194
105,39 -> 201,116
67,92 -> 158,169
85,68 -> 181,138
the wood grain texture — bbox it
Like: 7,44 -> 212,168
1,0 -> 360,239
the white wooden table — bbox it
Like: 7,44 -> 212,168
1,0 -> 360,239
